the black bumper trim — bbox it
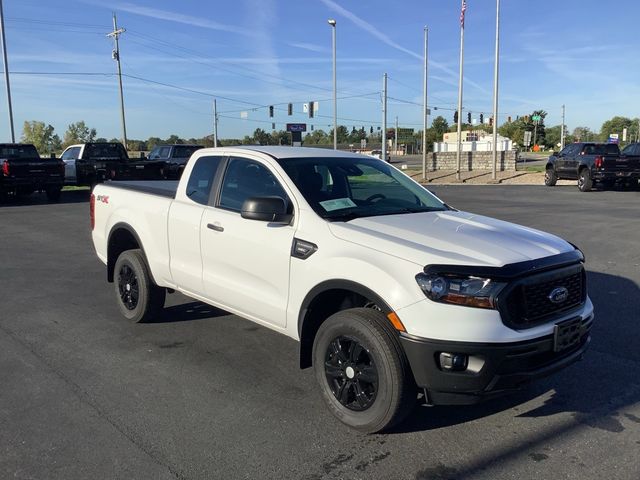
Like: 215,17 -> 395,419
400,316 -> 592,405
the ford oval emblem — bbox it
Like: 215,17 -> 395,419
548,287 -> 569,304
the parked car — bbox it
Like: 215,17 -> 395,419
545,142 -> 639,191
0,143 -> 64,201
61,142 -> 165,187
91,146 -> 593,433
147,144 -> 204,179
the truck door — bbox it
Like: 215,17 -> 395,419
168,155 -> 224,296
200,156 -> 295,328
61,146 -> 81,184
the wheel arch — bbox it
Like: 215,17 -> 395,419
107,222 -> 154,284
297,280 -> 393,369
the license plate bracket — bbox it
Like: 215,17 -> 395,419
554,317 -> 582,352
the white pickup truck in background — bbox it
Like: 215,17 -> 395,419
91,146 -> 593,432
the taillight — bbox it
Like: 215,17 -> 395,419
594,156 -> 603,168
1,160 -> 9,176
90,193 -> 95,231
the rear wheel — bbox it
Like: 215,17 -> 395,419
578,169 -> 592,192
114,249 -> 165,323
312,308 -> 416,433
544,167 -> 557,186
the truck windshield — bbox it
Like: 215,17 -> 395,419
277,156 -> 447,221
0,144 -> 39,159
83,143 -> 128,160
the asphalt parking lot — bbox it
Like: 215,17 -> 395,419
1,185 -> 639,480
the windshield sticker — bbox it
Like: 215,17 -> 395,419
319,198 -> 357,211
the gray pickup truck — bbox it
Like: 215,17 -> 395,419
545,142 -> 639,191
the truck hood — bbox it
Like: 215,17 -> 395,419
327,210 -> 573,268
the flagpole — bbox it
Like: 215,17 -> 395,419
455,0 -> 466,181
491,0 -> 500,180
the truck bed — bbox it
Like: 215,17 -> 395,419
107,180 -> 179,198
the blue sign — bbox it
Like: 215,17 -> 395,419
286,123 -> 307,132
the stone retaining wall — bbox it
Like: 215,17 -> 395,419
427,151 -> 517,171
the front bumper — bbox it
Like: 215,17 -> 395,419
400,314 -> 593,405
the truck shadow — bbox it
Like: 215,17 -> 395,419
151,301 -> 228,323
0,189 -> 90,207
392,270 -> 640,435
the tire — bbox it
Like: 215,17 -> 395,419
577,168 -> 592,192
114,249 -> 165,323
46,187 -> 62,202
544,167 -> 557,186
312,308 -> 416,433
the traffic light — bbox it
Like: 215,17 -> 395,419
370,126 -> 373,134
467,112 -> 471,123
453,110 -> 458,123
271,122 -> 275,130
489,116 -> 493,126
269,105 -> 274,117
287,103 -> 293,116
507,116 -> 512,122
479,113 -> 484,124
308,101 -> 314,118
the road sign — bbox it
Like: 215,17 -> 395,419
532,115 -> 541,122
623,128 -> 628,141
608,133 -> 619,144
286,123 -> 307,132
360,139 -> 367,148
524,130 -> 532,147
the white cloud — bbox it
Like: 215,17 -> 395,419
288,42 -> 328,53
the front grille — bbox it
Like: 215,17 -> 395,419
499,265 -> 586,328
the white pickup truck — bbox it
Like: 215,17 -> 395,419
91,146 -> 593,432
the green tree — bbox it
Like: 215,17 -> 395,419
572,126 -> 596,142
63,121 -> 97,147
304,129 -> 330,145
544,125 -> 569,149
270,130 -> 291,146
165,134 -> 184,144
146,137 -> 163,149
250,128 -> 271,145
599,116 -> 638,143
21,120 -> 61,154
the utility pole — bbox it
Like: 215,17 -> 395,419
107,13 -> 128,149
382,73 -> 387,162
533,118 -> 538,150
0,0 -> 14,142
560,104 -> 566,150
455,0 -> 466,181
213,99 -> 218,148
394,116 -> 398,158
491,0 -> 500,180
328,19 -> 337,150
422,26 -> 428,180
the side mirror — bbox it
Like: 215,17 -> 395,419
241,196 -> 292,223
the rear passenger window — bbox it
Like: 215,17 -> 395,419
185,156 -> 222,205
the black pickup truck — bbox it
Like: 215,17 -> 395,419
545,142 -> 639,191
61,142 -> 166,187
147,144 -> 204,179
0,143 -> 64,201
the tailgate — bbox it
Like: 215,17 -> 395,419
4,158 -> 62,179
116,160 -> 167,180
616,154 -> 640,172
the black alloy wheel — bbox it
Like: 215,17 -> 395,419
324,336 -> 379,411
117,263 -> 139,310
113,249 -> 165,323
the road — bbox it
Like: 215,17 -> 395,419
1,186 -> 639,480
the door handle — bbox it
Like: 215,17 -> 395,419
207,223 -> 224,232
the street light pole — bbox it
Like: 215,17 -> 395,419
560,104 -> 566,150
422,26 -> 428,180
107,13 -> 128,149
491,0 -> 500,180
328,19 -> 337,150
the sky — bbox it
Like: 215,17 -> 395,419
1,0 -> 638,141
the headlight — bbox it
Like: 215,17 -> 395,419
415,273 -> 506,309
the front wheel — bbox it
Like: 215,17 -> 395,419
544,168 -> 557,186
312,308 -> 416,433
114,249 -> 165,323
577,169 -> 592,192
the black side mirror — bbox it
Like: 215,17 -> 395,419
241,196 -> 292,223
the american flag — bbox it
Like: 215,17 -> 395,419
460,0 -> 467,28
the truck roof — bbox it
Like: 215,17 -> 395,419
216,145 -> 366,160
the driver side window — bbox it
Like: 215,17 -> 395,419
218,157 -> 289,212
